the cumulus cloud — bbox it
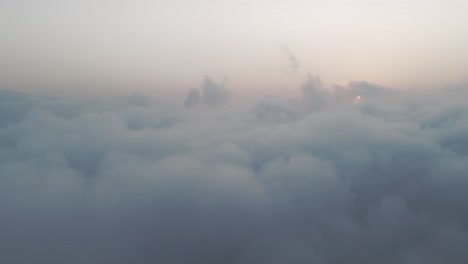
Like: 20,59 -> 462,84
1,79 -> 468,263
185,88 -> 202,108
185,76 -> 230,107
202,76 -> 230,106
301,74 -> 331,110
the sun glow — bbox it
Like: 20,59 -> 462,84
353,95 -> 362,104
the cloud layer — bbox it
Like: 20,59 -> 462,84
1,81 -> 468,263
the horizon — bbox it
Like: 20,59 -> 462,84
2,0 -> 468,97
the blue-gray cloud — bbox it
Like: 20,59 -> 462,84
185,88 -> 202,108
1,80 -> 468,263
185,76 -> 230,108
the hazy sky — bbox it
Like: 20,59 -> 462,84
1,0 -> 467,96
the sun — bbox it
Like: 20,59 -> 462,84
353,95 -> 362,104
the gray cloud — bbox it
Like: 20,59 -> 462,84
185,76 -> 230,108
281,44 -> 300,71
185,88 -> 202,108
201,76 -> 230,106
1,81 -> 468,263
127,91 -> 151,108
301,74 -> 331,110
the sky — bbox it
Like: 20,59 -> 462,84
1,0 -> 468,97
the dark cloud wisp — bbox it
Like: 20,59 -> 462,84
281,44 -> 300,71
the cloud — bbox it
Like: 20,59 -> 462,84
1,80 -> 468,263
281,44 -> 300,71
185,76 -> 230,108
185,88 -> 202,108
127,91 -> 151,107
300,74 -> 332,110
201,76 -> 230,106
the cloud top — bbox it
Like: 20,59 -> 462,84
185,76 -> 230,108
1,80 -> 468,263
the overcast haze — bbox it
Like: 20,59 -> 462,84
1,1 -> 468,263
1,0 -> 468,96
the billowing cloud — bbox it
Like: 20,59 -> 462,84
1,80 -> 468,263
185,76 -> 230,107
185,88 -> 202,108
201,76 -> 230,106
301,74 -> 331,110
